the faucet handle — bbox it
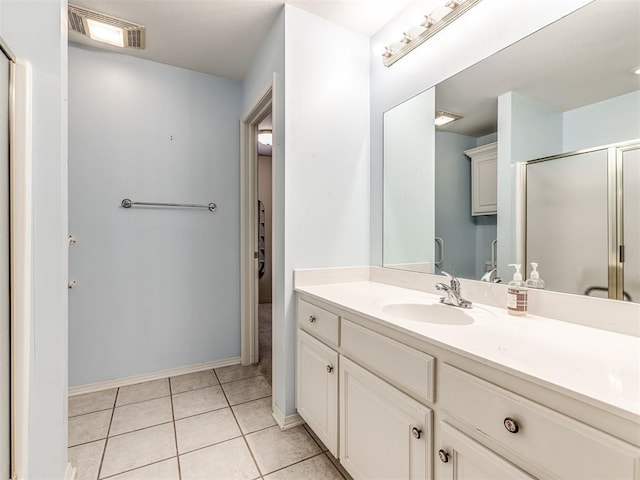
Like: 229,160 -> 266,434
441,271 -> 460,291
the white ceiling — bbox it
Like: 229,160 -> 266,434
68,0 -> 414,81
436,0 -> 640,137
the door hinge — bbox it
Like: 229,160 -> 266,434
620,244 -> 625,263
254,251 -> 258,259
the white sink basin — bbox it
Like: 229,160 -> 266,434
382,302 -> 494,325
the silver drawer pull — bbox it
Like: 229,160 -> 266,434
504,417 -> 520,433
309,315 -> 316,323
438,449 -> 449,463
326,365 -> 334,373
411,427 -> 422,439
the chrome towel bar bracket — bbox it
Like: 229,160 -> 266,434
121,198 -> 217,212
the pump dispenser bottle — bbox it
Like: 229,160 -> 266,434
507,264 -> 527,316
525,262 -> 545,289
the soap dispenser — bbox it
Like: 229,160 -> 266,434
507,264 -> 527,316
525,262 -> 545,289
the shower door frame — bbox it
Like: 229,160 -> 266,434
521,138 -> 640,302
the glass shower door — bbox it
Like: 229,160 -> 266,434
525,149 -> 609,297
621,146 -> 640,302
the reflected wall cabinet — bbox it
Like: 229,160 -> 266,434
464,142 -> 497,216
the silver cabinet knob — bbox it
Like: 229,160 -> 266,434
504,417 -> 520,433
411,427 -> 422,439
326,365 -> 334,373
438,449 -> 449,463
309,315 -> 316,323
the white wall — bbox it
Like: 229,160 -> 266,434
282,6 -> 370,416
370,0 -> 592,265
0,0 -> 68,478
384,89 -> 435,270
563,90 -> 640,152
68,45 -> 243,386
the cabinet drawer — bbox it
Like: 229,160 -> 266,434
440,364 -> 640,479
297,299 -> 339,346
341,318 -> 435,403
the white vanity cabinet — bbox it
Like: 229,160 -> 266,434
340,357 -> 432,480
295,293 -> 640,480
296,300 -> 339,456
436,422 -> 534,480
438,364 -> 640,480
464,142 -> 497,216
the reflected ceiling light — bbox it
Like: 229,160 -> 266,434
435,110 -> 463,126
68,4 -> 146,49
258,130 -> 273,146
633,66 -> 640,75
379,0 -> 481,67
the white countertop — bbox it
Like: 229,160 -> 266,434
295,280 -> 640,422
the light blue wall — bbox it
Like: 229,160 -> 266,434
0,0 -> 68,478
282,6 -> 370,417
563,90 -> 640,151
435,131 -> 477,278
244,6 -> 370,419
496,91 -> 563,279
68,45 -> 243,386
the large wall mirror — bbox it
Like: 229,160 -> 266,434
383,0 -> 640,302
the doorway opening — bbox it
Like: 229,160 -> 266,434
240,77 -> 275,395
256,113 -> 273,384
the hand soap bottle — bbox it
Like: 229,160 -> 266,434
507,264 -> 527,316
525,262 -> 545,289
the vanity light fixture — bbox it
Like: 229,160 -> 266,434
435,110 -> 463,126
258,130 -> 273,146
380,0 -> 481,67
68,4 -> 146,49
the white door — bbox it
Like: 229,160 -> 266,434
0,45 -> 11,480
340,357 -> 431,480
436,422 -> 534,480
296,330 -> 338,456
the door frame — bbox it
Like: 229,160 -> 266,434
9,56 -> 32,480
2,36 -> 32,480
240,78 -> 274,366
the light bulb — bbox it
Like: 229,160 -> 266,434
373,43 -> 387,56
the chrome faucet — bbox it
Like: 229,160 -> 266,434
435,272 -> 472,309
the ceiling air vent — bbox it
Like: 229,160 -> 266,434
68,4 -> 145,49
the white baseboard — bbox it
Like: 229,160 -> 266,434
272,403 -> 304,430
69,357 -> 241,396
64,462 -> 76,480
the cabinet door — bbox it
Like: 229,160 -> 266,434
296,329 -> 338,456
472,155 -> 497,215
340,357 -> 432,480
436,422 -> 534,480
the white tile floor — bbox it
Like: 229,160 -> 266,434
68,364 -> 351,480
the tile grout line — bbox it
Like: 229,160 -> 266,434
323,452 -> 350,480
168,377 -> 183,480
95,387 -> 118,480
261,451 -> 330,478
215,369 -> 265,480
69,369 -> 263,416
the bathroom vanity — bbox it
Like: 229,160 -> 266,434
294,268 -> 640,480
